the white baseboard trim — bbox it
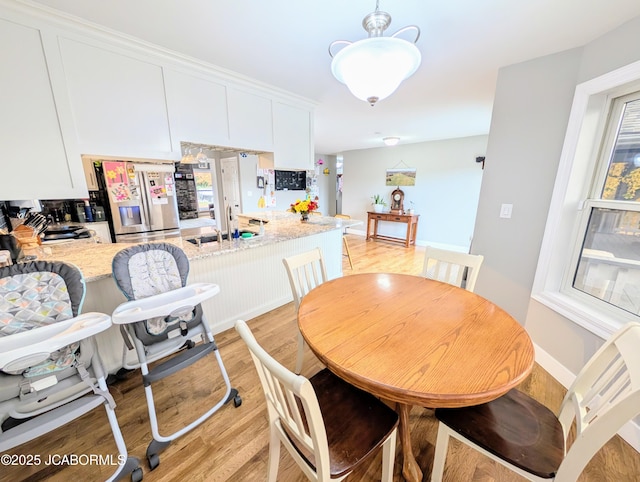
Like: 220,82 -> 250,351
213,295 -> 291,335
345,229 -> 469,252
534,342 -> 640,453
346,228 -> 366,237
414,240 -> 470,252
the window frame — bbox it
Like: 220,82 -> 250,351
532,61 -> 640,339
192,166 -> 216,214
563,200 -> 640,316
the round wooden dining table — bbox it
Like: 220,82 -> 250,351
298,273 -> 534,482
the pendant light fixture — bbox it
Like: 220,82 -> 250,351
329,0 -> 421,106
181,146 -> 198,164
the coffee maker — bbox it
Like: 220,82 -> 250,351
73,201 -> 88,223
39,200 -> 69,224
72,200 -> 106,223
93,205 -> 106,221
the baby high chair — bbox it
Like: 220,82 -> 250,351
0,261 -> 141,482
111,242 -> 241,471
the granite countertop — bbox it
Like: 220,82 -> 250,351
39,213 -> 361,282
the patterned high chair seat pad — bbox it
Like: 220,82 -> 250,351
0,338 -> 93,402
112,243 -> 202,345
0,261 -> 85,377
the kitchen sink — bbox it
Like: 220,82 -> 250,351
185,230 -> 257,245
185,233 -> 228,245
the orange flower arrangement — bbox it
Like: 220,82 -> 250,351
289,198 -> 319,214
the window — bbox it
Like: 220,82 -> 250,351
571,94 -> 640,318
193,169 -> 214,212
533,63 -> 640,338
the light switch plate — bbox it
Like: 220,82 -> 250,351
500,203 -> 513,219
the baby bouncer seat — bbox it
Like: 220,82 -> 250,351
0,261 -> 141,482
111,243 -> 241,471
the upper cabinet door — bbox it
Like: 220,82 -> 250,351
227,87 -> 273,151
164,68 -> 229,150
59,38 -> 174,159
0,18 -> 87,200
273,102 -> 313,170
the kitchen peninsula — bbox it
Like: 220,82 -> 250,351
44,213 -> 358,372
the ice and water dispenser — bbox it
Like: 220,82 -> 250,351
119,206 -> 142,226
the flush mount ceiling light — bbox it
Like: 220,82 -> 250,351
383,136 -> 400,146
329,0 -> 421,106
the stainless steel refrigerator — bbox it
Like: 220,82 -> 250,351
102,161 -> 180,243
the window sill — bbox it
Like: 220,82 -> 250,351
532,290 -> 631,340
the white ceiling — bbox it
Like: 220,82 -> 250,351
30,0 -> 640,155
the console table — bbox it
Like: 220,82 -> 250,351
366,211 -> 419,247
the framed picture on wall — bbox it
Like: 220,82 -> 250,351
257,176 -> 265,189
386,168 -> 416,186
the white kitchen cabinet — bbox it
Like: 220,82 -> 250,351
164,68 -> 230,150
0,18 -> 87,200
227,87 -> 273,152
272,101 -> 313,170
0,2 -> 317,202
58,37 -> 174,160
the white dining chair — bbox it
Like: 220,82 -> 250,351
421,246 -> 484,292
282,247 -> 328,373
431,321 -> 640,482
335,214 -> 354,269
235,320 -> 398,482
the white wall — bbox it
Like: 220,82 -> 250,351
340,135 -> 487,251
473,15 -> 640,375
314,154 -> 337,216
236,154 -> 333,215
471,48 -> 583,324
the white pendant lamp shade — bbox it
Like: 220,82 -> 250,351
329,1 -> 421,106
331,37 -> 421,106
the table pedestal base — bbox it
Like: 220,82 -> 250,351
398,403 -> 422,482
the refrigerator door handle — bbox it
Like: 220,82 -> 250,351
139,172 -> 153,227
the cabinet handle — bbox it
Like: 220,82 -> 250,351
393,217 -> 401,221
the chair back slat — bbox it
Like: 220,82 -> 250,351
582,356 -> 626,405
261,362 -> 314,452
588,357 -> 628,397
582,370 -> 631,428
422,246 -> 484,292
283,248 -> 328,307
284,390 -> 307,441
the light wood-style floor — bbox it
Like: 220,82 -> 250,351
4,235 -> 640,481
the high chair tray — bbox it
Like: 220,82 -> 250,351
112,283 -> 220,325
0,312 -> 111,369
